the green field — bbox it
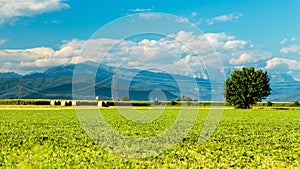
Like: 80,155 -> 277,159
0,107 -> 299,168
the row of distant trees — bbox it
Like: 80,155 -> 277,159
120,67 -> 298,109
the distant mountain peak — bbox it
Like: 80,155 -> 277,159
270,73 -> 295,82
1,64 -> 300,101
0,72 -> 21,78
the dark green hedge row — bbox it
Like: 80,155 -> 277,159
1,99 -> 298,107
109,101 -> 151,107
255,102 -> 300,107
0,100 -> 51,105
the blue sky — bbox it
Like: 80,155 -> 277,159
1,0 -> 300,80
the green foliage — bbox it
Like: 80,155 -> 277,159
292,101 -> 300,107
170,100 -> 178,106
266,101 -> 272,106
0,99 -> 51,105
224,67 -> 271,109
0,108 -> 299,168
175,98 -> 181,101
255,102 -> 300,108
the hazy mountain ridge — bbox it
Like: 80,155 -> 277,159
0,62 -> 211,100
0,72 -> 22,78
0,62 -> 299,101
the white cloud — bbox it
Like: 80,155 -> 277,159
138,13 -> 162,20
224,40 -> 247,50
265,58 -> 300,81
0,39 -> 6,45
229,52 -> 265,65
176,17 -> 189,23
291,37 -> 297,42
280,44 -> 300,54
0,47 -> 55,60
206,13 -> 242,25
229,53 -> 252,65
191,12 -> 197,17
265,58 -> 300,70
280,37 -> 297,45
129,8 -> 153,12
229,50 -> 272,65
0,0 -> 69,24
52,20 -> 60,24
0,47 -> 58,73
0,31 -> 273,79
280,38 -> 288,45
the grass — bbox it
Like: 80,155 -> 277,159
0,107 -> 299,168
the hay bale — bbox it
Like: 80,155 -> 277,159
54,100 -> 61,106
50,100 -> 55,106
65,101 -> 72,106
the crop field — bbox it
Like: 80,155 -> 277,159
0,107 -> 299,168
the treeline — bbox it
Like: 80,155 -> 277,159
0,99 -> 50,105
0,99 -> 299,107
0,99 -> 224,106
255,101 -> 300,107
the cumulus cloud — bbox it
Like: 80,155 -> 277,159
265,58 -> 300,70
0,47 -> 56,73
265,58 -> 300,80
280,44 -> 300,54
229,50 -> 272,65
0,0 -> 69,24
206,13 -> 242,25
0,31 -> 273,79
82,31 -> 270,78
224,40 -> 247,50
229,53 -> 252,65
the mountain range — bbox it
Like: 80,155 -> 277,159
0,61 -> 299,102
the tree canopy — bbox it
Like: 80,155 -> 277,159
224,67 -> 271,109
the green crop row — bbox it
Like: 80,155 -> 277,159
0,108 -> 299,168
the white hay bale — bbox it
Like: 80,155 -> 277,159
50,100 -> 55,106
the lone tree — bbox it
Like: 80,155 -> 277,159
224,67 -> 271,109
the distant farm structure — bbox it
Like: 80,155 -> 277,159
50,100 -> 110,107
50,100 -> 77,106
